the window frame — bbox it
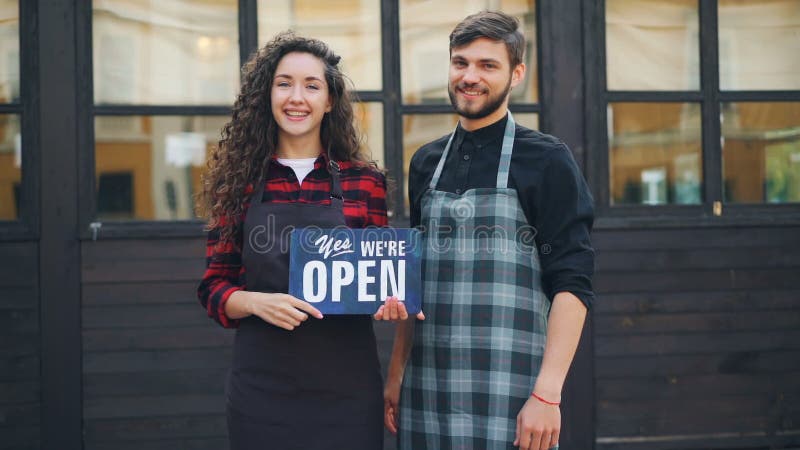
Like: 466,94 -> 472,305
0,0 -> 38,241
585,0 -> 800,229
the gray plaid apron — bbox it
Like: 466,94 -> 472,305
399,113 -> 555,450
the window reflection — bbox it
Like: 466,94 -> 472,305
606,0 -> 699,91
92,0 -> 239,105
94,116 -> 229,220
0,114 -> 20,220
0,0 -> 19,103
401,113 -> 538,211
608,103 -> 702,205
719,0 -> 800,91
400,0 -> 537,104
722,102 -> 800,203
258,0 -> 382,91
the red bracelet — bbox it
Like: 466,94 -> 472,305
531,392 -> 560,406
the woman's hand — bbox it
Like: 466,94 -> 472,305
374,296 -> 425,321
234,291 -> 323,330
383,373 -> 402,434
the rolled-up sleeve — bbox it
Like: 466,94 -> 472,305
534,144 -> 595,309
197,220 -> 244,328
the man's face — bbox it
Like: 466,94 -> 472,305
447,37 -> 523,121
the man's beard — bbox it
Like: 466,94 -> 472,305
447,78 -> 511,120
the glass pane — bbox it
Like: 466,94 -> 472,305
401,113 -> 538,211
722,102 -> 800,203
355,102 -> 384,169
92,0 -> 239,105
606,0 -> 699,91
0,1 -> 19,103
400,0 -> 538,104
608,103 -> 702,205
94,115 -> 229,220
718,0 -> 800,91
0,114 -> 20,220
258,0 -> 382,91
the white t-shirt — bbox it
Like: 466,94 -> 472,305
277,157 -> 317,185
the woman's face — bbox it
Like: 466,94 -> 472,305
270,52 -> 332,144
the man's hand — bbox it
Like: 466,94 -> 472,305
374,296 -> 425,321
514,395 -> 560,450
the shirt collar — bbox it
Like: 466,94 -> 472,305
270,151 -> 328,170
453,112 -> 508,150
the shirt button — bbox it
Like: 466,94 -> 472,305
463,154 -> 470,161
455,188 -> 462,194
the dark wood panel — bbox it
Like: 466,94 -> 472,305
0,354 -> 39,382
596,350 -> 800,378
597,407 -> 794,437
82,258 -> 205,283
82,326 -> 234,352
84,369 -> 227,398
595,330 -> 800,357
0,242 -> 37,287
0,381 -> 40,403
594,289 -> 800,315
597,372 -> 800,400
83,415 -> 226,441
84,438 -> 228,450
83,394 -> 224,419
82,281 -> 200,306
0,402 -> 39,427
596,247 -> 800,272
83,304 -> 210,329
0,425 -> 40,450
0,334 -> 38,354
598,394 -> 781,420
593,227 -> 800,251
594,268 -> 800,293
0,287 -> 38,310
596,432 -> 800,450
82,239 -> 205,261
595,310 -> 800,336
0,309 -> 39,334
83,349 -> 231,374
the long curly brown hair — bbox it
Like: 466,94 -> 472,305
198,31 -> 374,243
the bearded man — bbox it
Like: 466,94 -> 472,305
380,10 -> 595,450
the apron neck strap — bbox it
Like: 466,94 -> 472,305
428,112 -> 516,190
496,112 -> 515,189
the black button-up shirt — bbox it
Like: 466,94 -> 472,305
408,114 -> 595,308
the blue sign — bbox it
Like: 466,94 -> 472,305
289,227 -> 422,315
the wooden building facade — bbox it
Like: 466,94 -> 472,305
1,1 -> 799,449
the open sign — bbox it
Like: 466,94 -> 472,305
288,227 -> 422,314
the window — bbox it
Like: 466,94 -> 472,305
596,0 -> 800,215
0,0 -> 20,222
88,1 -> 387,225
90,0 -> 239,222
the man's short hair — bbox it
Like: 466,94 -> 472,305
449,10 -> 525,68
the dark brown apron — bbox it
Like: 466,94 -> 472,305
227,161 -> 383,450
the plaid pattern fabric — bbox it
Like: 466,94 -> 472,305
399,115 -> 553,450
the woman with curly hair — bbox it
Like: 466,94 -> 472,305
197,32 -> 386,449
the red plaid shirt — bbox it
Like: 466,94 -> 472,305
197,155 -> 388,328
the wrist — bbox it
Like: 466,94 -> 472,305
531,391 -> 560,406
